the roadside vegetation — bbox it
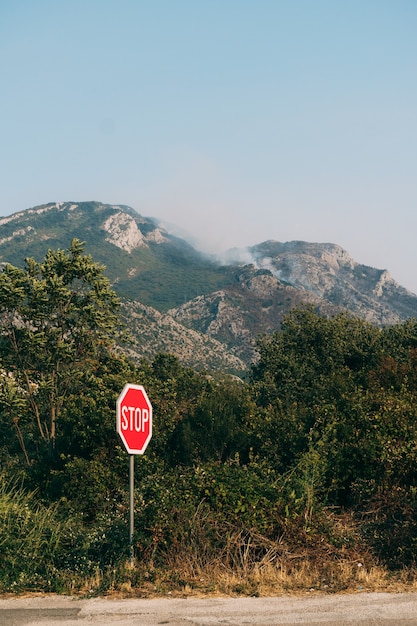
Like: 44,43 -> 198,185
1,241 -> 417,596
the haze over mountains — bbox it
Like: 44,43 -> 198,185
1,201 -> 416,374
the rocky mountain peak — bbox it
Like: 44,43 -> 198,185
103,211 -> 146,252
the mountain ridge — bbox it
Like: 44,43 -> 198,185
1,201 -> 416,373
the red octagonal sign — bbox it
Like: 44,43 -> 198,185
116,384 -> 153,454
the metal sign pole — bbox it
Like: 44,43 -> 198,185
117,384 -> 153,568
129,454 -> 134,566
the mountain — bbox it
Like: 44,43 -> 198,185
0,201 -> 232,310
1,201 -> 416,374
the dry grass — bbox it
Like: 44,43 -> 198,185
151,542 -> 417,597
98,511 -> 417,598
51,508 -> 417,598
100,558 -> 417,599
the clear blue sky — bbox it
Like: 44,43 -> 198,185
1,1 -> 417,291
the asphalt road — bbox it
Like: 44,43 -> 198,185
1,592 -> 417,625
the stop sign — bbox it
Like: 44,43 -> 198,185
116,384 -> 152,454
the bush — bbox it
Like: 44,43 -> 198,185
0,478 -> 129,592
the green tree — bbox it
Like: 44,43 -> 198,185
0,239 -> 121,462
168,376 -> 253,465
250,307 -> 384,501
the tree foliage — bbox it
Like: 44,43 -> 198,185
250,308 -> 417,499
3,244 -> 417,589
0,239 -> 122,463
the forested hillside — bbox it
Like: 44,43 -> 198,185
1,242 -> 417,595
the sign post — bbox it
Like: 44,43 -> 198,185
116,384 -> 153,565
